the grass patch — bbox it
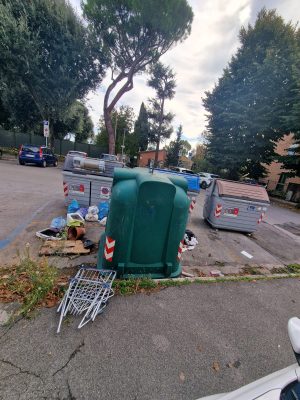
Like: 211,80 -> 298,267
0,251 -> 69,317
286,264 -> 300,273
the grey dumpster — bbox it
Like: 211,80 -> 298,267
62,155 -> 123,207
203,179 -> 270,233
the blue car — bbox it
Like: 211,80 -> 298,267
18,145 -> 58,167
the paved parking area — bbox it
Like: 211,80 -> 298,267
0,159 -> 299,269
1,278 -> 300,400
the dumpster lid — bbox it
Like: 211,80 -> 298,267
216,179 -> 270,203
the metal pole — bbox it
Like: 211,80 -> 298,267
121,128 -> 126,160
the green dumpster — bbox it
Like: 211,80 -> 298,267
97,168 -> 190,278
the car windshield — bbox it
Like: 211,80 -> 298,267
23,146 -> 39,153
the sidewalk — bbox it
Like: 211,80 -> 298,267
0,279 -> 298,400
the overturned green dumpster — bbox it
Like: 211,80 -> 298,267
97,168 -> 190,278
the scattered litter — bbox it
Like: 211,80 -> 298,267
212,361 -> 220,372
98,202 -> 109,220
36,228 -> 62,241
85,213 -> 98,222
99,217 -> 107,226
179,372 -> 185,382
39,240 -> 90,256
50,217 -> 66,230
85,205 -> 99,221
184,229 -> 198,248
67,212 -> 85,227
241,250 -> 253,259
78,207 -> 88,219
210,270 -> 224,277
67,226 -> 85,240
67,199 -> 80,213
88,205 -> 99,215
57,267 -> 116,333
83,239 -> 95,249
181,270 -> 194,278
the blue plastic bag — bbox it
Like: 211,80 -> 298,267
98,202 -> 109,220
68,199 -> 80,213
50,216 -> 66,230
78,207 -> 88,218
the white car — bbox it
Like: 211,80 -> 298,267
198,172 -> 220,189
197,317 -> 300,400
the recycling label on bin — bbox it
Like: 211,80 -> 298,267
100,186 -> 111,199
223,207 -> 239,217
69,183 -> 85,196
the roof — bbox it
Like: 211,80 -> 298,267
216,179 -> 270,203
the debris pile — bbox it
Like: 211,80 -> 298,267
36,198 -> 110,257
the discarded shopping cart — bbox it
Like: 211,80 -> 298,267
57,267 -> 116,333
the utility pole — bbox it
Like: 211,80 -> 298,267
121,128 -> 126,162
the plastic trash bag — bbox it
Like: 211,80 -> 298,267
67,213 -> 85,227
78,208 -> 88,218
68,199 -> 80,213
98,202 -> 109,220
85,213 -> 98,222
88,205 -> 99,215
50,217 -> 66,231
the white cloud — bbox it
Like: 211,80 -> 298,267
70,0 -> 300,147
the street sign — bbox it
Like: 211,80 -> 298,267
43,120 -> 49,138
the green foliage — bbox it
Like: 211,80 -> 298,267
84,0 -> 193,154
0,0 -> 105,142
96,105 -> 136,155
147,62 -> 176,162
166,125 -> 183,166
203,8 -> 298,179
133,103 -> 150,151
54,101 -> 94,142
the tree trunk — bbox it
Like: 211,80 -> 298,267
104,108 -> 115,155
154,135 -> 161,166
154,97 -> 165,167
49,118 -> 54,149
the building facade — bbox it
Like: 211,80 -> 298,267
260,134 -> 300,202
138,149 -> 167,167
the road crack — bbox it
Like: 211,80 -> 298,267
0,358 -> 41,380
53,340 -> 84,377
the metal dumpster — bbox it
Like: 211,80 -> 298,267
203,179 -> 270,233
97,168 -> 190,278
62,155 -> 123,207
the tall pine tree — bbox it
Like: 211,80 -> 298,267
203,9 -> 298,179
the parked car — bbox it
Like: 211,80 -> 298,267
170,167 -> 194,174
197,317 -> 300,400
18,145 -> 58,167
66,150 -> 87,158
100,153 -> 118,161
198,172 -> 220,189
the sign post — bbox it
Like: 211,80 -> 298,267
43,120 -> 49,147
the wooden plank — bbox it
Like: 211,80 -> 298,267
39,240 -> 90,256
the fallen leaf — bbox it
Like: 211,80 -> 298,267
212,361 -> 220,372
179,372 -> 185,382
197,345 -> 202,352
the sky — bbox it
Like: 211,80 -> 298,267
70,0 -> 300,147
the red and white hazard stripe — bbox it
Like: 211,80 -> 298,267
177,240 -> 184,261
104,236 -> 116,262
189,197 -> 196,213
214,203 -> 222,218
257,212 -> 265,224
63,181 -> 68,197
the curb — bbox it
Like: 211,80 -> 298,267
153,273 -> 300,284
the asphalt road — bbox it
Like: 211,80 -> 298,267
0,159 -> 299,269
1,278 -> 300,400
